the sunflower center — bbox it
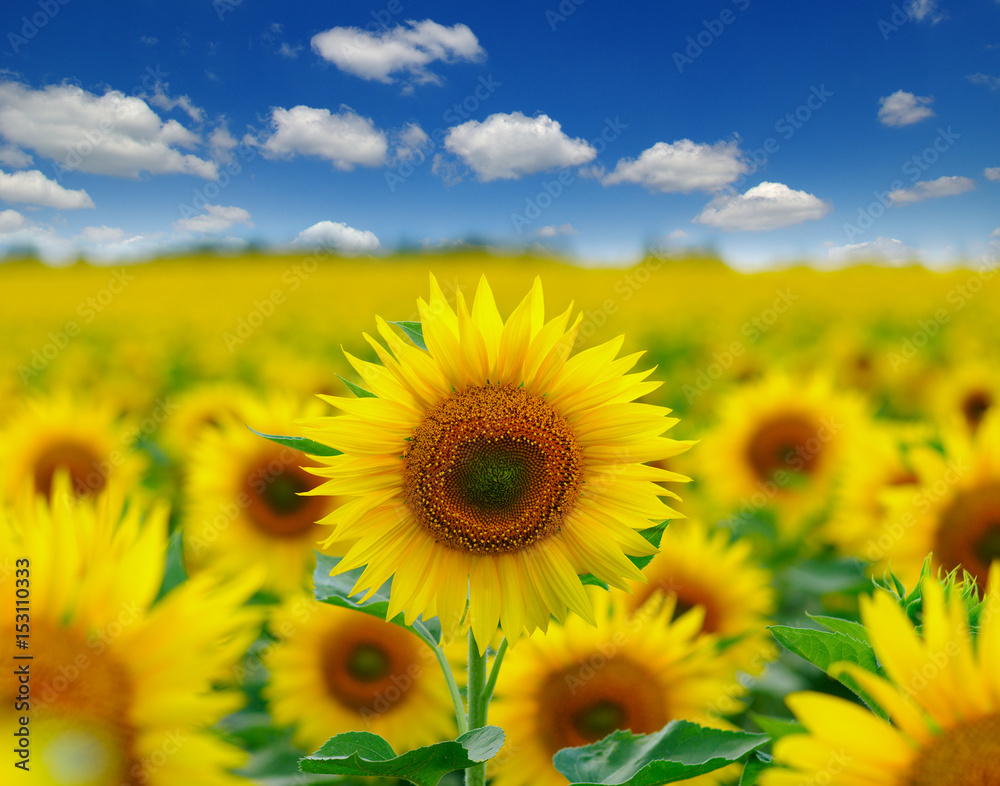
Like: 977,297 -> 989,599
745,414 -> 822,484
903,713 -> 1000,785
404,384 -> 584,555
243,451 -> 327,538
6,621 -> 139,785
33,441 -> 104,499
961,389 -> 992,431
933,482 -> 1000,589
537,655 -> 669,752
318,615 -> 420,715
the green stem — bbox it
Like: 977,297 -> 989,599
430,640 -> 468,735
465,629 -> 489,786
482,638 -> 508,716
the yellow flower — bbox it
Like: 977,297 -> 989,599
625,518 -> 777,676
184,394 -> 341,595
0,393 -> 146,502
490,589 -> 743,786
878,410 -> 1000,588
302,275 -> 691,651
0,477 -> 260,786
698,373 -> 864,539
263,595 -> 455,753
762,563 -> 1000,786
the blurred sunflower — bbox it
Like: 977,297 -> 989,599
822,422 -> 928,562
0,476 -> 259,786
879,410 -> 1000,588
625,518 -> 777,675
762,563 -> 1000,786
698,373 -> 865,539
158,381 -> 255,461
0,394 -> 146,502
490,589 -> 743,786
184,394 -> 341,595
302,275 -> 691,651
263,595 -> 455,753
929,359 -> 1000,434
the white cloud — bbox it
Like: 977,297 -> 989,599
259,105 -> 388,169
694,182 -> 831,231
827,236 -> 919,265
878,90 -> 935,126
393,123 -> 430,163
984,167 -> 1000,181
0,209 -> 28,233
444,112 -> 595,182
311,20 -> 484,84
146,84 -> 205,124
174,204 -> 253,234
602,139 -> 748,193
0,82 -> 217,179
991,227 -> 1000,238
0,144 -> 32,168
535,223 -> 578,237
278,42 -> 303,58
0,168 -> 94,209
967,73 -> 1000,91
292,220 -> 380,253
208,123 -> 238,162
906,0 -> 945,23
888,175 -> 976,205
76,225 -> 126,243
667,229 -> 689,240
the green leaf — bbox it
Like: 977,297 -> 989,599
393,321 -> 427,350
738,752 -> 773,786
782,557 -> 869,595
807,614 -> 871,645
748,713 -> 805,740
579,522 -> 669,590
299,727 -> 504,785
247,426 -> 342,457
768,625 -> 887,718
337,374 -> 377,398
553,720 -> 768,786
154,529 -> 188,602
314,553 -> 442,649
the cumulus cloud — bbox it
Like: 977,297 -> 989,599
827,236 -> 919,265
77,225 -> 127,243
878,90 -> 935,126
967,73 -> 1000,91
0,144 -> 32,168
292,220 -> 380,253
0,209 -> 28,233
906,0 -> 946,23
444,112 -> 595,182
694,182 -> 831,231
888,175 -> 976,205
208,123 -> 238,162
393,123 -> 430,163
146,83 -> 205,124
985,167 -> 1000,181
311,20 -> 484,84
0,82 -> 217,179
174,204 -> 253,234
259,105 -> 388,169
0,168 -> 94,209
667,229 -> 689,240
535,223 -> 578,237
602,139 -> 748,193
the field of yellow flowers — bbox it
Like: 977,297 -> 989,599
3,250 -> 1000,785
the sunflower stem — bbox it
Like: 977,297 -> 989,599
465,628 -> 489,786
482,637 -> 508,710
430,640 -> 469,735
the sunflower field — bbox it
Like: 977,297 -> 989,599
3,249 -> 1000,786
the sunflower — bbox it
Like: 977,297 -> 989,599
928,359 -> 1000,434
0,476 -> 260,786
301,275 -> 691,651
0,393 -> 147,502
698,373 -> 865,539
877,410 -> 1000,588
761,563 -> 1000,786
263,595 -> 455,753
489,589 -> 744,786
624,518 -> 777,676
822,421 -> 929,563
184,394 -> 341,595
158,381 -> 256,461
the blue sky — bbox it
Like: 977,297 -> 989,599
0,0 -> 998,269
